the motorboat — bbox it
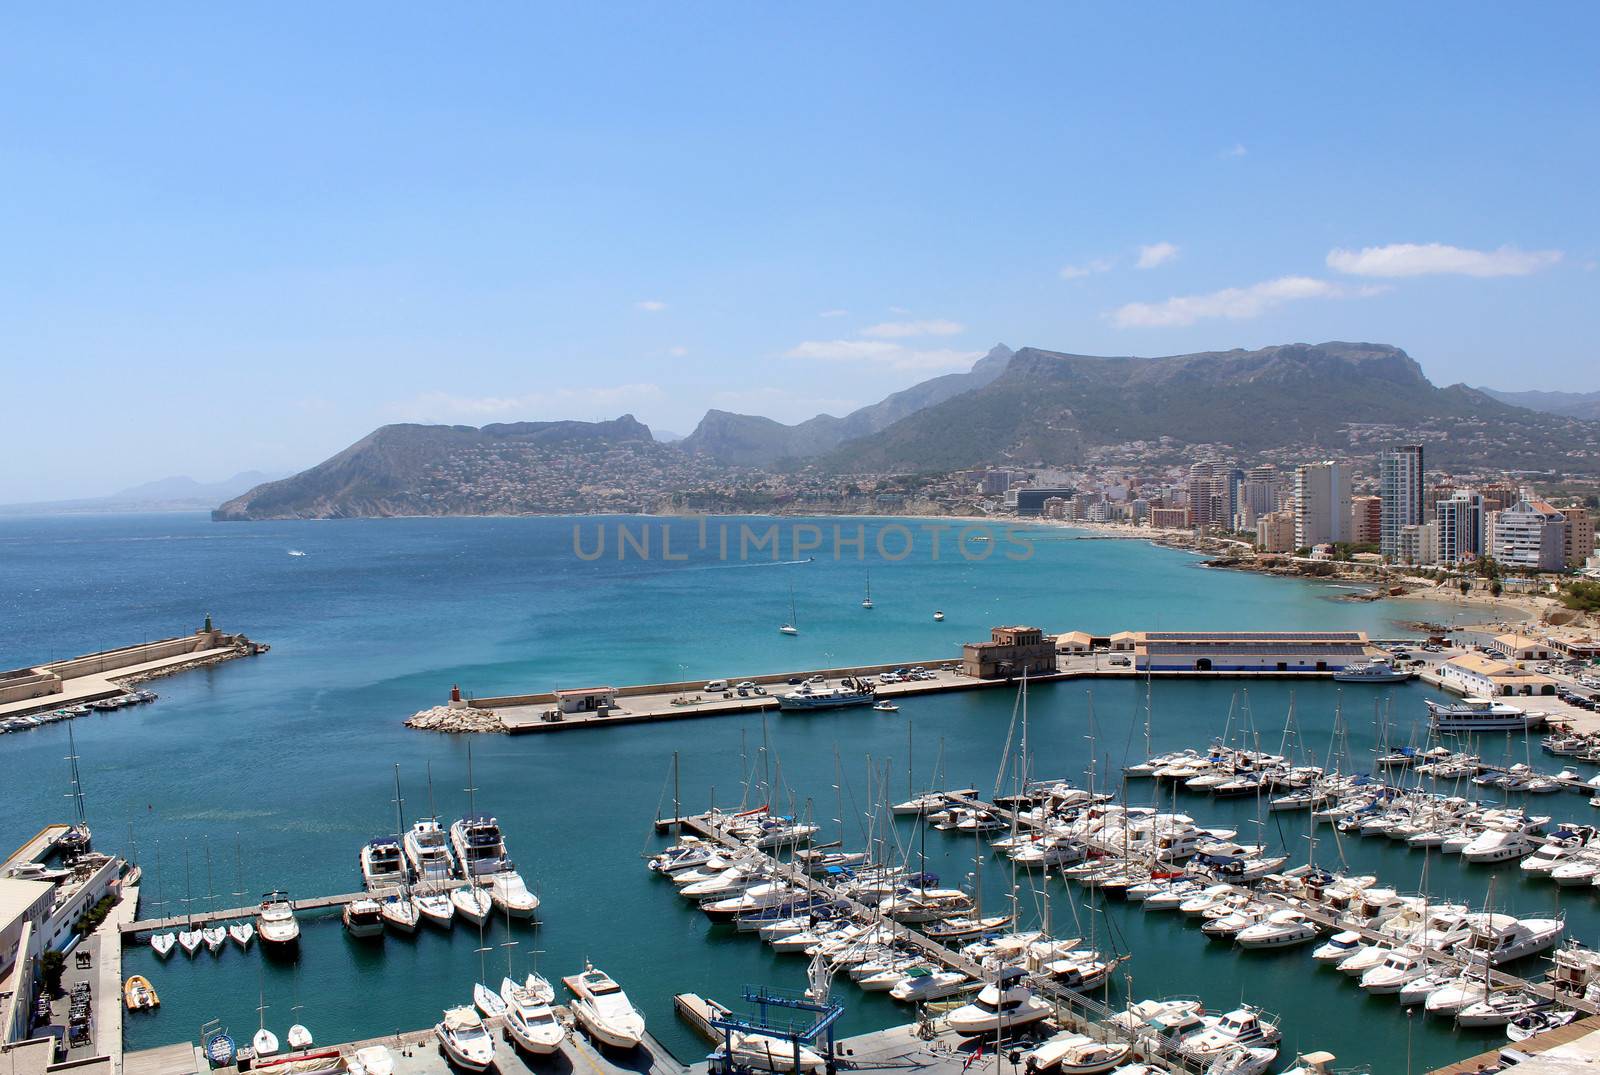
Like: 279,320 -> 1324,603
451,885 -> 493,925
451,815 -> 511,879
435,1006 -> 495,1071
360,838 -> 409,890
343,899 -> 386,938
500,977 -> 565,1055
287,1025 -> 314,1050
413,890 -> 456,928
1236,910 -> 1318,949
778,683 -> 876,712
257,891 -> 300,948
1425,975 -> 1490,1017
1205,1047 -> 1278,1075
1023,1033 -> 1129,1074
1311,931 -> 1364,964
1179,1008 -> 1280,1060
489,871 -> 540,918
1426,697 -> 1545,733
872,701 -> 900,713
202,925 -> 227,953
888,966 -> 970,1003
1508,1008 -> 1579,1042
1360,949 -> 1428,994
943,968 -> 1052,1036
253,1028 -> 280,1058
123,975 -> 159,1011
346,1046 -> 396,1075
878,887 -> 973,923
1459,913 -> 1565,965
566,964 -> 646,1050
1397,970 -> 1459,1007
404,818 -> 458,883
149,932 -> 176,958
380,895 -> 419,934
1333,659 -> 1413,684
1461,826 -> 1538,864
725,1033 -> 826,1074
933,610 -> 945,621
228,922 -> 255,948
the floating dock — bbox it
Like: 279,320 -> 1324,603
121,879 -> 477,936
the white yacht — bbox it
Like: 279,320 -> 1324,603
1332,659 -> 1413,683
1235,910 -> 1319,949
343,898 -> 386,938
1459,913 -> 1565,964
566,964 -> 646,1050
1461,823 -> 1540,863
500,977 -> 564,1055
1179,1008 -> 1280,1060
1426,697 -> 1546,733
287,1025 -> 314,1051
403,819 -> 458,883
943,968 -> 1052,1036
435,1006 -> 495,1071
451,816 -> 510,879
257,891 -> 300,948
888,967 -> 970,1003
360,838 -> 409,891
489,871 -> 540,918
1361,949 -> 1429,994
727,1033 -> 827,1074
1456,991 -> 1543,1028
346,1046 -> 395,1075
253,1028 -> 279,1059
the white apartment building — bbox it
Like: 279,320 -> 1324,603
1492,497 -> 1568,571
1380,444 -> 1424,560
1294,461 -> 1350,548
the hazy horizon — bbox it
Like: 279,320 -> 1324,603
5,6 -> 1596,501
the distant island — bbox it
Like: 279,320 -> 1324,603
2,472 -> 279,516
213,340 -> 1600,521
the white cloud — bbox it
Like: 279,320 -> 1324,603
1223,143 -> 1248,158
1326,242 -> 1563,278
818,309 -> 849,318
887,306 -> 912,315
389,384 -> 663,420
666,346 -> 689,357
1059,258 -> 1113,280
635,299 -> 668,312
786,339 -> 977,372
1109,276 -> 1379,328
1136,242 -> 1180,269
860,318 -> 965,338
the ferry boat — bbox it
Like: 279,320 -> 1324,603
450,815 -> 510,878
1332,659 -> 1413,684
778,681 -> 875,712
1426,697 -> 1547,733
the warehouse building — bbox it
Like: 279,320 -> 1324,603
1133,630 -> 1371,673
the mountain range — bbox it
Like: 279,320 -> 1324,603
1477,387 -> 1600,422
0,471 -> 277,515
212,341 -> 1600,519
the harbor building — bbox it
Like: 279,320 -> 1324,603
1491,634 -> 1556,662
961,626 -> 1055,679
1379,444 -> 1425,560
1293,461 -> 1350,548
1132,630 -> 1370,673
1437,652 -> 1557,697
1491,497 -> 1568,571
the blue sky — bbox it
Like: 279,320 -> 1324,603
3,5 -> 1596,501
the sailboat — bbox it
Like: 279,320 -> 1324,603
177,842 -> 204,956
379,765 -> 422,934
286,968 -> 313,1051
471,916 -> 507,1019
201,841 -> 227,952
60,726 -> 93,859
861,575 -> 873,610
252,988 -> 279,1058
779,584 -> 799,635
229,837 -> 255,948
149,842 -> 177,957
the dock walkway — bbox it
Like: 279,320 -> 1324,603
121,880 -> 475,936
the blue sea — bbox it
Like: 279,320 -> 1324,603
0,513 -> 1567,1071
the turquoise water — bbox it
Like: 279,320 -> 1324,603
0,513 -> 1562,1071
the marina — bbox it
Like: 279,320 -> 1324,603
2,512 -> 1593,1075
